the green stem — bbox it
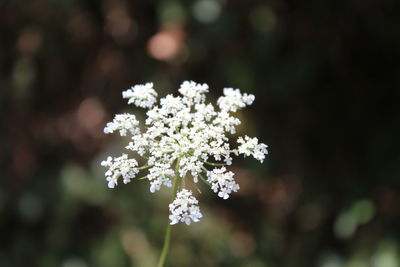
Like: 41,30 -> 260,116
157,158 -> 181,267
198,173 -> 211,187
137,164 -> 153,170
204,161 -> 225,167
157,222 -> 172,267
201,166 -> 209,173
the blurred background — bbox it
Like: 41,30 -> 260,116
1,0 -> 399,266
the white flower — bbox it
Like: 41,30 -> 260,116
102,81 -> 268,225
217,88 -> 255,112
169,189 -> 202,225
101,154 -> 139,188
178,81 -> 209,104
237,135 -> 268,163
213,110 -> 241,134
104,113 -> 140,136
147,163 -> 174,193
122,82 -> 157,108
159,94 -> 185,116
206,167 -> 240,199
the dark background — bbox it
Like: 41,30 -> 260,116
1,0 -> 399,266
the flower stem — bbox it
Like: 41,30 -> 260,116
198,173 -> 211,187
137,164 -> 153,170
204,161 -> 225,167
157,222 -> 172,267
157,158 -> 181,267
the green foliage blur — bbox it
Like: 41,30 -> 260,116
1,0 -> 399,266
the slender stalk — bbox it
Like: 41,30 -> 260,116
157,222 -> 172,267
137,164 -> 153,170
201,166 -> 209,173
198,173 -> 211,187
157,158 -> 181,267
204,161 -> 225,167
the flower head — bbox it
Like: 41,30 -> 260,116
169,189 -> 203,225
237,135 -> 268,163
104,113 -> 139,136
148,163 -> 174,193
206,167 -> 240,199
217,88 -> 255,112
178,81 -> 209,104
101,154 -> 139,188
122,82 -> 157,108
101,81 -> 268,224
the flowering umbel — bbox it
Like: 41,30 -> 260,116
101,81 -> 268,225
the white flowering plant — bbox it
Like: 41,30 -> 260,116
101,81 -> 268,266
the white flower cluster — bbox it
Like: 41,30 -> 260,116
101,154 -> 139,188
122,82 -> 157,108
101,81 -> 268,225
147,163 -> 174,193
207,167 -> 240,199
237,136 -> 269,163
178,80 -> 209,104
217,88 -> 255,112
169,189 -> 203,225
104,113 -> 139,136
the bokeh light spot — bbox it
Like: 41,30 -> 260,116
17,27 -> 42,55
334,210 -> 357,239
147,26 -> 184,61
371,239 -> 400,267
352,199 -> 375,224
104,2 -> 136,44
76,97 -> 106,131
192,0 -> 221,23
